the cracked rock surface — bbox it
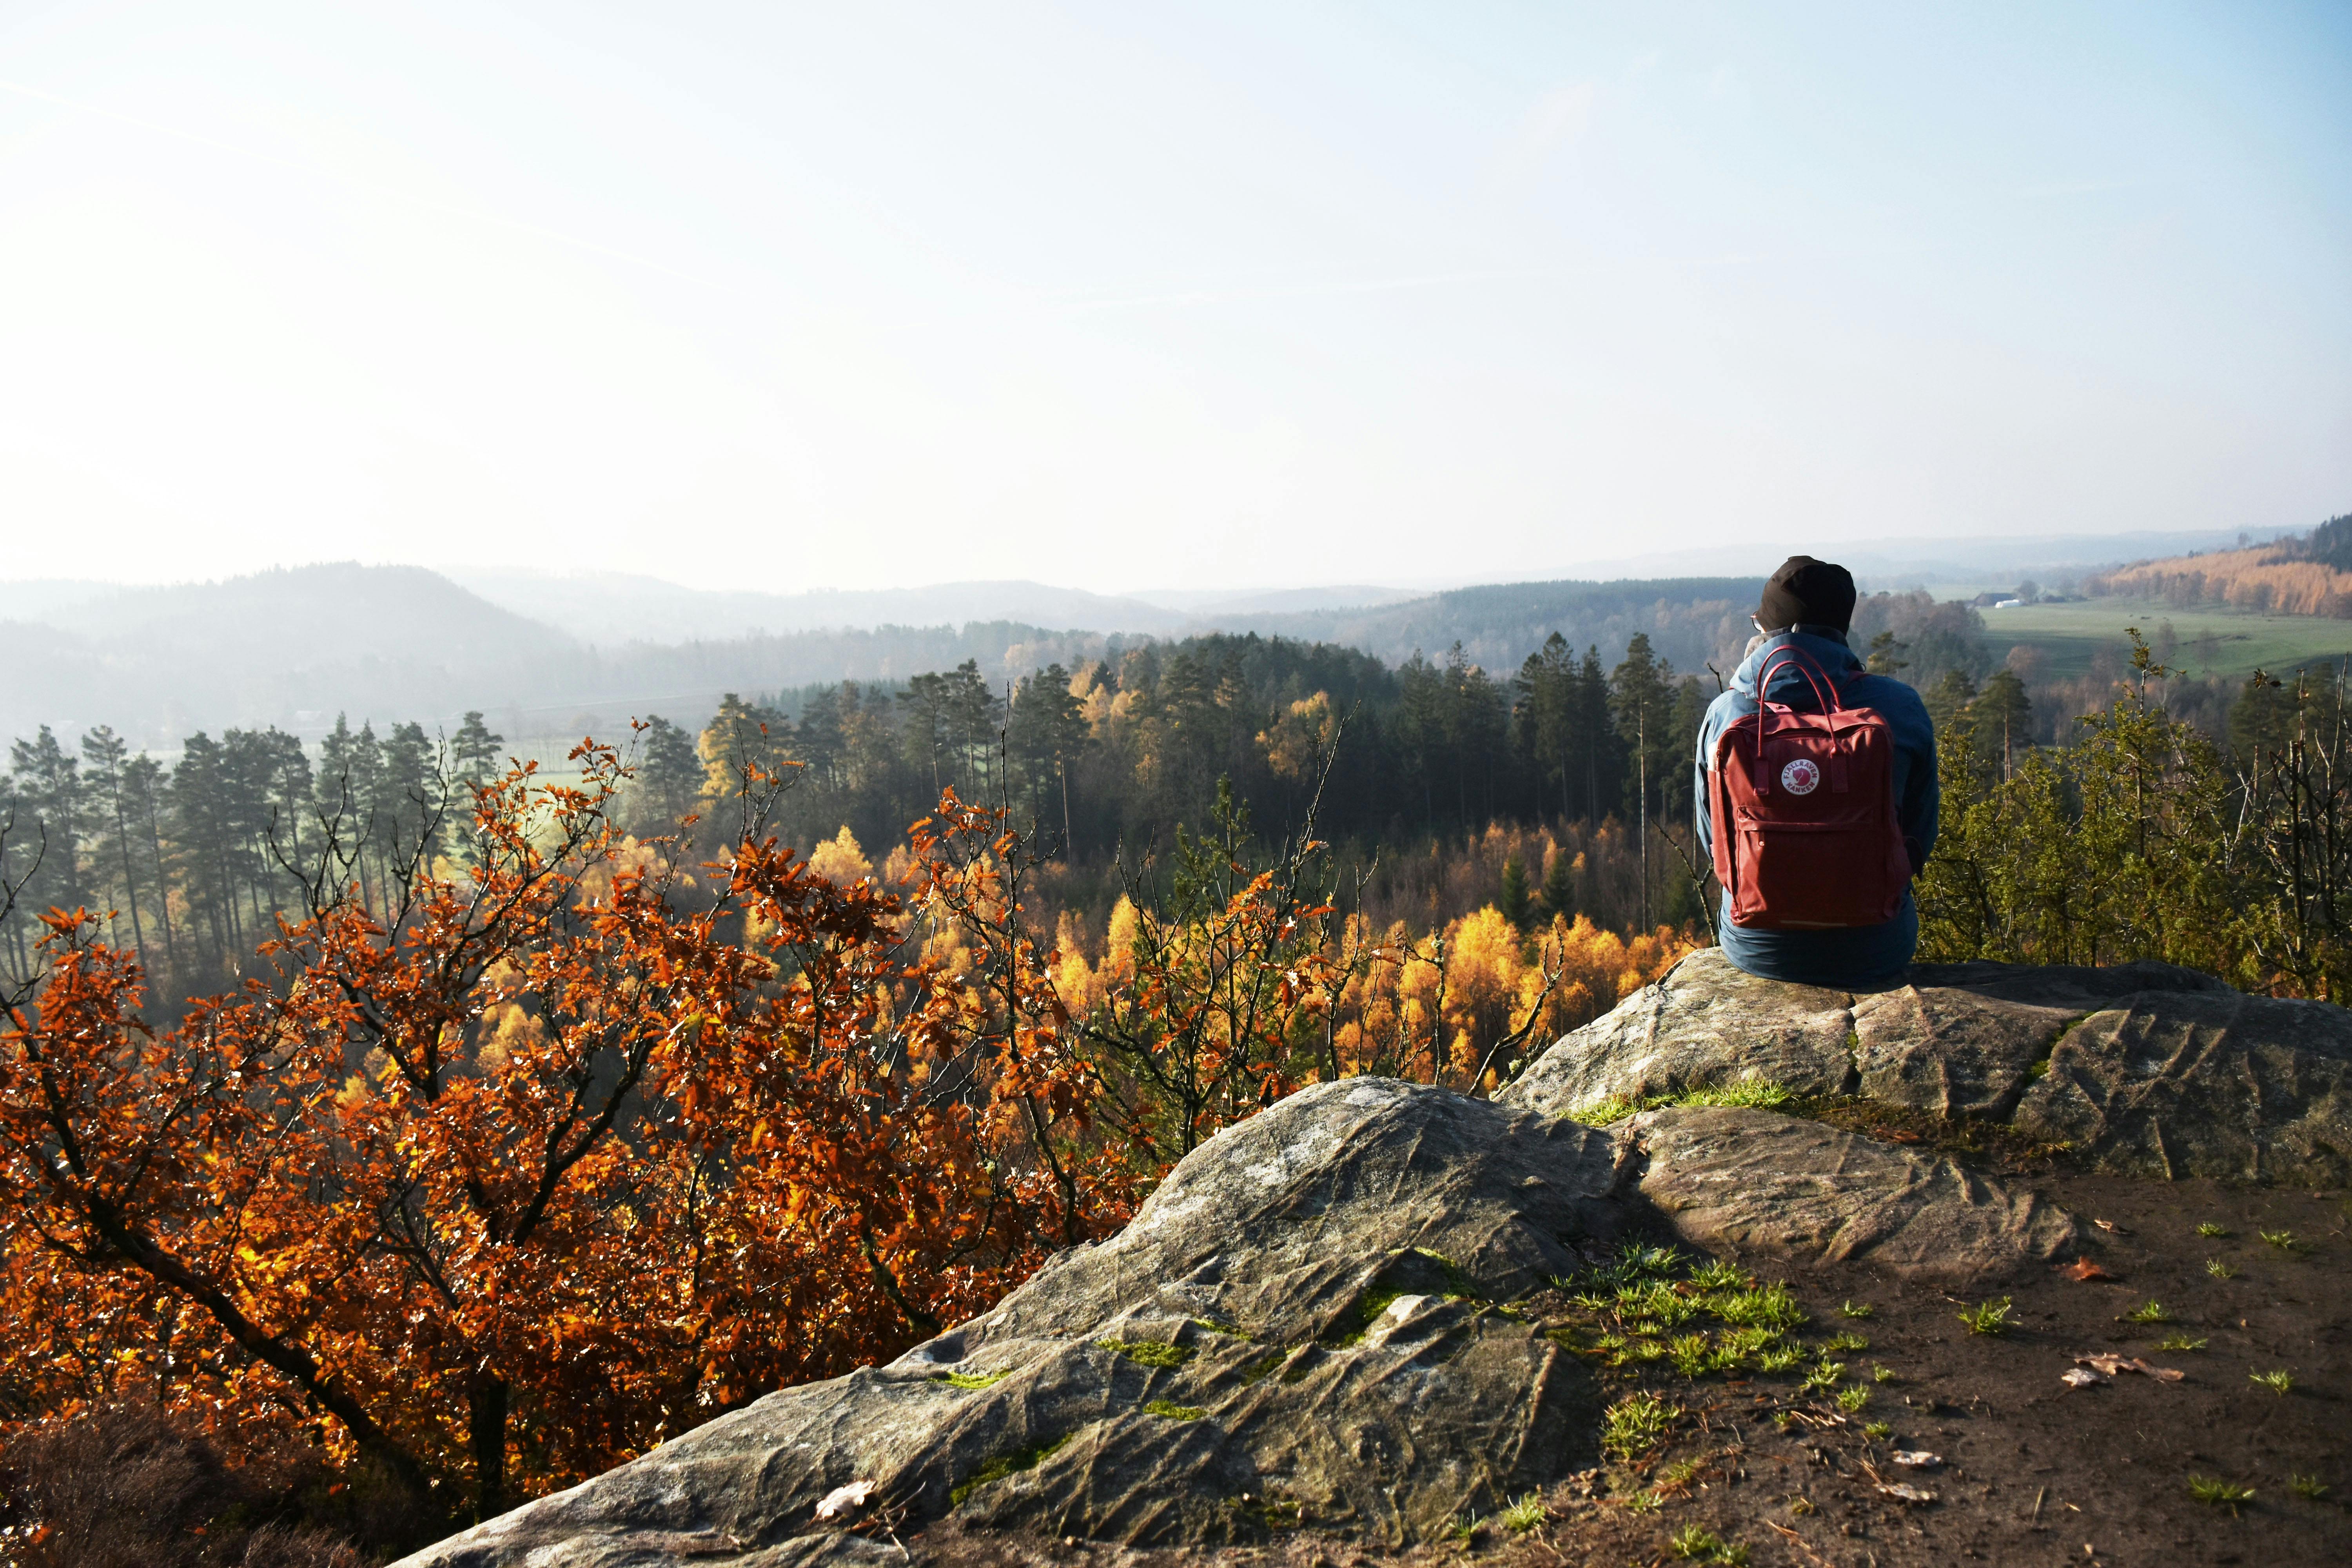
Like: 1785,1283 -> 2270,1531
1500,948 -> 2352,1183
1621,1105 -> 2077,1281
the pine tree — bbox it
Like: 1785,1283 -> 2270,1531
630,715 -> 704,837
7,725 -> 85,917
1572,645 -> 1620,822
1539,845 -> 1576,924
1967,670 -> 2033,783
1499,855 -> 1532,930
122,751 -> 177,976
453,711 -> 504,787
1008,664 -> 1090,842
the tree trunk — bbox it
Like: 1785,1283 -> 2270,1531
470,1372 -> 510,1523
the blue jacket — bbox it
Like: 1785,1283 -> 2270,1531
1693,627 -> 1939,987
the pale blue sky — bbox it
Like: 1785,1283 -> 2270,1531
2,1 -> 2345,592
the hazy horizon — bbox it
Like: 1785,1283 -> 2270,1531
4,3 -> 2347,593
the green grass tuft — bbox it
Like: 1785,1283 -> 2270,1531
1802,1359 -> 1845,1393
2250,1369 -> 2295,1395
1689,1260 -> 1751,1290
2206,1258 -> 2238,1279
1872,1364 -> 1896,1383
2260,1228 -> 2312,1255
1862,1421 -> 1892,1439
1755,1345 -> 1803,1374
2124,1300 -> 2173,1324
2196,1221 -> 2231,1238
2152,1333 -> 2208,1352
1668,1333 -> 1713,1377
2188,1475 -> 2255,1512
2288,1474 -> 2328,1500
1667,1522 -> 1749,1564
1838,1300 -> 1875,1320
1600,1391 -> 1681,1461
1143,1399 -> 1206,1420
1713,1281 -> 1805,1331
1835,1386 -> 1869,1413
1824,1331 -> 1869,1354
1499,1491 -> 1546,1532
1655,1456 -> 1705,1494
1957,1296 -> 2015,1336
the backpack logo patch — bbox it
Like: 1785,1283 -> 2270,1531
1780,757 -> 1822,795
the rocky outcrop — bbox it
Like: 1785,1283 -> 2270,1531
1501,948 -> 2352,1183
403,950 -> 2340,1565
397,1073 -> 2073,1566
402,1082 -> 1621,1565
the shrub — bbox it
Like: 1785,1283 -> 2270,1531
0,1403 -> 374,1567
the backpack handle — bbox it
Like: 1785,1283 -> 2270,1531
1751,648 -> 1851,795
1754,649 -> 1847,715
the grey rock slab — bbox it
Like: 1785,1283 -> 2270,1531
1497,947 -> 1858,1118
2014,989 -> 2352,1184
1853,959 -> 2238,1123
1848,984 -> 2081,1120
1626,1106 -> 2078,1283
1506,948 -> 2350,1183
395,1080 -> 1631,1567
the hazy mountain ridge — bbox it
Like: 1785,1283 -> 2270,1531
446,570 -> 1203,642
0,564 -> 1770,746
1207,577 -> 1764,677
5,527 -> 2303,748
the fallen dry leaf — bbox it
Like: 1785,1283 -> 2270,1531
814,1479 -> 875,1520
2074,1353 -> 2182,1383
1877,1483 -> 1937,1504
2061,1367 -> 2105,1388
2062,1259 -> 2114,1282
2093,1218 -> 2129,1234
1891,1451 -> 1944,1469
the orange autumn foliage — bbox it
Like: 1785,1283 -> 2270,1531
1049,900 -> 1692,1103
0,740 -> 1693,1530
0,749 -> 1125,1527
2089,545 -> 2352,618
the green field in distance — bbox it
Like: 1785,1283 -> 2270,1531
1978,597 -> 2352,682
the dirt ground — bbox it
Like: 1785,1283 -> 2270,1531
907,1167 -> 2349,1568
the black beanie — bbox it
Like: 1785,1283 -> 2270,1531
1757,555 -> 1857,633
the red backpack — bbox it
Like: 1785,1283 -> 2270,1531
1708,649 -> 1911,929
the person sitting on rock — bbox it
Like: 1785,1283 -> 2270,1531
1694,555 -> 1938,988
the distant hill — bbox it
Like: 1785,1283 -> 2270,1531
1203,577 -> 1764,678
0,565 -> 1779,748
0,565 -> 580,748
446,571 -> 1201,642
0,565 -> 1145,750
2086,513 -> 2352,617
19,547 -> 2290,753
